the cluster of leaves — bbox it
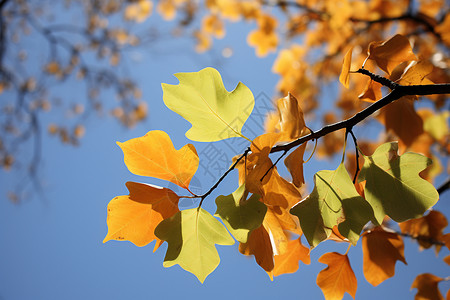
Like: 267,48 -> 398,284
1,0 -> 449,205
105,34 -> 449,299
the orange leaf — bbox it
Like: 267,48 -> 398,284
362,227 -> 407,286
239,225 -> 274,273
399,210 -> 448,253
367,34 -> 417,75
411,273 -> 444,300
276,93 -> 307,141
117,130 -> 199,190
358,80 -> 382,102
339,47 -> 353,89
263,205 -> 302,255
273,237 -> 310,277
317,252 -> 357,300
378,96 -> 424,148
394,60 -> 434,86
104,182 -> 180,251
284,142 -> 307,188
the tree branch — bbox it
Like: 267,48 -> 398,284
195,69 -> 449,202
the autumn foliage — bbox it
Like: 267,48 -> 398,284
105,29 -> 449,299
0,0 -> 448,299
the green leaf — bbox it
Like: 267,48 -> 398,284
162,67 -> 254,142
290,163 -> 373,248
358,142 -> 439,224
154,208 -> 234,283
214,185 -> 267,243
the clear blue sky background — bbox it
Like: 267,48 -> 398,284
0,6 -> 449,300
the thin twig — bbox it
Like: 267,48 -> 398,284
197,148 -> 251,209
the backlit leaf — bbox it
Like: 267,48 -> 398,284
362,227 -> 407,286
273,237 -> 310,277
317,252 -> 357,300
339,47 -> 353,89
103,182 -> 179,250
264,205 -> 302,255
214,185 -> 267,243
284,142 -> 307,188
154,208 -> 234,283
378,96 -> 424,148
117,130 -> 199,190
290,163 -> 374,248
358,142 -> 439,224
367,34 -> 417,75
411,273 -> 444,300
276,93 -> 306,141
162,67 -> 254,142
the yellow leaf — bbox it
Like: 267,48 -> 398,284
124,0 -> 153,23
317,252 -> 357,300
362,227 -> 407,286
104,182 -> 179,251
247,14 -> 278,57
202,14 -> 225,39
367,34 -> 417,75
339,47 -> 353,89
117,130 -> 199,190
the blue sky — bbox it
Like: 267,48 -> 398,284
1,6 -> 449,300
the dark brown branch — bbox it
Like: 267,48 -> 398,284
437,178 -> 450,195
270,84 -> 450,154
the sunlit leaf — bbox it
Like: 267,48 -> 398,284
367,34 -> 417,75
273,237 -> 310,277
362,227 -> 407,286
103,182 -> 179,251
154,208 -> 234,283
117,130 -> 199,190
214,184 -> 267,243
162,67 -> 254,142
358,142 -> 439,224
276,93 -> 306,141
339,47 -> 353,88
284,142 -> 307,188
317,252 -> 357,300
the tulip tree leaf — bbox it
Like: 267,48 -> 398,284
154,208 -> 234,283
215,185 -> 267,243
358,142 -> 439,224
290,163 -> 374,248
162,67 -> 254,142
